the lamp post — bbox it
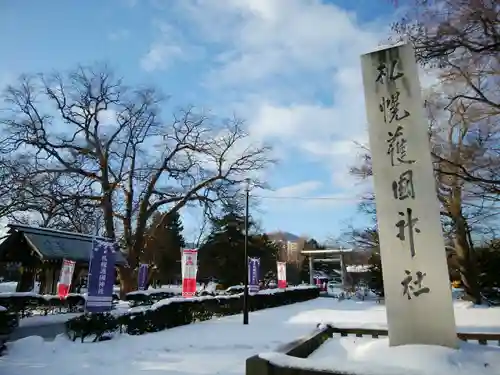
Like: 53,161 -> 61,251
243,178 -> 250,325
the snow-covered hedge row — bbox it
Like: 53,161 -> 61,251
0,292 -> 120,317
125,288 -> 182,306
65,286 -> 320,343
0,307 -> 17,356
125,284 -> 303,306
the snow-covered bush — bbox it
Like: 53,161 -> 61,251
125,289 -> 180,307
0,306 -> 18,356
125,288 -> 221,307
0,293 -> 87,316
224,285 -> 245,295
65,286 -> 320,342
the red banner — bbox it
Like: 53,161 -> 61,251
57,259 -> 76,299
277,261 -> 287,289
181,249 -> 198,297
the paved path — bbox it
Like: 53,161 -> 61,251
9,322 -> 67,341
9,313 -> 82,342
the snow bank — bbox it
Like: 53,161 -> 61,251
346,265 -> 370,273
283,299 -> 500,334
147,285 -> 317,310
261,337 -> 500,375
126,283 -> 218,296
0,281 -> 40,294
126,285 -> 181,296
0,282 -> 17,293
0,291 -> 117,301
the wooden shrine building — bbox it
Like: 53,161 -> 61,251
0,224 -> 128,294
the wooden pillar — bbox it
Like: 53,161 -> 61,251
40,265 -> 52,295
17,267 -> 36,292
70,266 -> 86,293
17,258 -> 40,293
50,264 -> 59,295
309,256 -> 314,285
38,267 -> 47,294
38,261 -> 58,295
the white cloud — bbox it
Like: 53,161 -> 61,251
161,0 -> 390,193
173,0 -> 386,88
97,109 -> 117,125
254,179 -> 364,213
108,29 -> 130,41
267,180 -> 323,198
141,42 -> 184,72
143,0 -> 421,207
254,180 -> 322,212
140,22 -> 201,72
0,72 -> 15,90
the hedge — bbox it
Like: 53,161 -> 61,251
0,292 -> 120,317
124,286 -> 247,306
0,306 -> 18,355
125,289 -> 181,307
66,286 -> 320,343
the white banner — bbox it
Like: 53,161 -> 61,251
181,248 -> 198,297
277,261 -> 287,288
57,259 -> 76,298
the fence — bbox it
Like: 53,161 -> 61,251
246,325 -> 500,375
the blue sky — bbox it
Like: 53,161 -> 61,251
0,0 -> 401,242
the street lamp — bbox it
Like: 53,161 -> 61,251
243,178 -> 250,325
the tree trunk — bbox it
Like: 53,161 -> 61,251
118,265 -> 136,298
454,213 -> 482,304
101,191 -> 115,239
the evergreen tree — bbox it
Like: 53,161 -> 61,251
299,238 -> 320,282
475,243 -> 500,304
367,250 -> 384,297
144,211 -> 186,285
198,210 -> 279,287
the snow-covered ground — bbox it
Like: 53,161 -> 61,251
263,338 -> 500,375
2,297 -> 500,375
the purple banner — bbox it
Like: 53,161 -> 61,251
248,257 -> 260,294
85,240 -> 116,313
138,263 -> 148,291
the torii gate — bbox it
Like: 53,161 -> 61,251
300,248 -> 353,286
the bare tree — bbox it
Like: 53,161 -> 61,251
388,0 -> 500,303
0,156 -> 34,219
0,64 -> 273,294
427,91 -> 492,303
3,168 -> 102,233
193,210 -> 211,248
348,124 -> 493,303
393,0 -> 500,191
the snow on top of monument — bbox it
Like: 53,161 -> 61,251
362,40 -> 408,55
261,337 -> 500,375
